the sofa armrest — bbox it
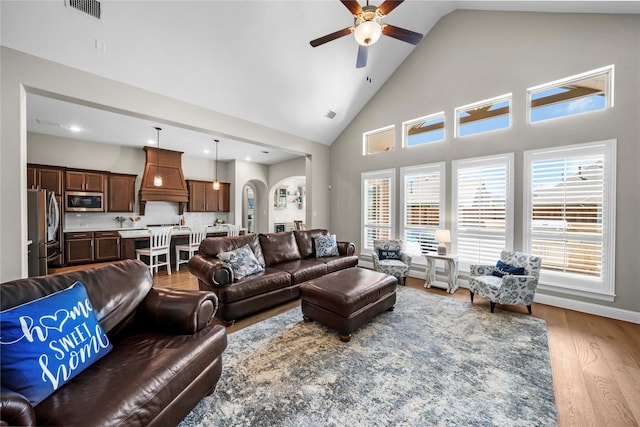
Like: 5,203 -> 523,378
337,241 -> 356,257
188,254 -> 233,288
470,264 -> 496,276
1,387 -> 35,427
140,288 -> 218,334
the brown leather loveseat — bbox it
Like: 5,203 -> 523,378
0,260 -> 227,426
188,229 -> 358,325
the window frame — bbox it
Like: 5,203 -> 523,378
399,162 -> 446,256
454,93 -> 512,138
361,169 -> 396,253
452,153 -> 514,273
362,125 -> 396,156
527,65 -> 614,124
402,111 -> 446,147
523,139 -> 616,301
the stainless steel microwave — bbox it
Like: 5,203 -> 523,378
65,191 -> 104,212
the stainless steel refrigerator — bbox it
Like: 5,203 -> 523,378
27,189 -> 60,277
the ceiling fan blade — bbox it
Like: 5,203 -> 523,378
341,0 -> 363,16
382,24 -> 423,45
310,27 -> 354,47
356,45 -> 368,68
377,0 -> 404,16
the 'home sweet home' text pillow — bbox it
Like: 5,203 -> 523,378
0,281 -> 112,406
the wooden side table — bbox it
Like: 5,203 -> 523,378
424,253 -> 459,294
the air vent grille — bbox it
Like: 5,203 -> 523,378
68,0 -> 101,19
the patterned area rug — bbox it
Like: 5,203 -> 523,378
180,287 -> 557,427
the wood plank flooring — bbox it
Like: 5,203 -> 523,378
54,264 -> 640,426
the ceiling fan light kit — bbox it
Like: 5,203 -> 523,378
310,0 -> 423,68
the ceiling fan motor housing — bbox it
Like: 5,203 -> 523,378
354,5 -> 382,46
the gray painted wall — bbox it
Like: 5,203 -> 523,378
329,10 -> 640,313
1,47 -> 331,281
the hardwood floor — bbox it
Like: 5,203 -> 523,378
55,263 -> 640,426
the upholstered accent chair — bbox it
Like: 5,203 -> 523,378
372,239 -> 412,285
469,250 -> 542,314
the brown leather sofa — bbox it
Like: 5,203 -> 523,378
188,229 -> 359,324
0,260 -> 227,427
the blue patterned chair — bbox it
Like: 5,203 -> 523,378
469,250 -> 541,314
372,239 -> 412,285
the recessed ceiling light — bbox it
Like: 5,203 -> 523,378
147,139 -> 156,145
245,157 -> 251,161
204,149 -> 210,154
68,125 -> 82,132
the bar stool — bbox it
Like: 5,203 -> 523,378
224,224 -> 240,236
175,225 -> 209,271
136,227 -> 173,276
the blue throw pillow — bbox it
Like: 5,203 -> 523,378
0,281 -> 112,406
314,234 -> 339,258
492,260 -> 526,278
218,244 -> 265,280
378,248 -> 401,261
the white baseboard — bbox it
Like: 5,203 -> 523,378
357,258 -> 640,324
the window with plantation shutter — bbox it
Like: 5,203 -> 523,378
452,154 -> 514,271
400,163 -> 445,255
524,140 -> 616,299
362,170 -> 395,251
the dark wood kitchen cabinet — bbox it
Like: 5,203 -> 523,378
27,164 -> 64,195
108,173 -> 137,212
65,231 -> 121,265
66,170 -> 106,192
65,232 -> 95,265
94,231 -> 121,261
187,180 -> 230,212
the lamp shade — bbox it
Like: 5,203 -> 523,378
435,229 -> 451,243
354,20 -> 382,46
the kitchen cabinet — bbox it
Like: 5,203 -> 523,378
187,180 -> 230,212
27,164 -> 64,195
65,232 -> 95,265
108,173 -> 137,212
65,230 -> 121,265
66,170 -> 106,192
94,231 -> 121,261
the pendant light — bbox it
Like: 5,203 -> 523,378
213,139 -> 220,190
153,127 -> 163,187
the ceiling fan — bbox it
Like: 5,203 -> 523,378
310,0 -> 424,68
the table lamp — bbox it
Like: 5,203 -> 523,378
435,229 -> 451,255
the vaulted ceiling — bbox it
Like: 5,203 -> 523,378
2,1 -> 638,162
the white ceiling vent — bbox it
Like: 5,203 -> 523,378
66,0 -> 101,20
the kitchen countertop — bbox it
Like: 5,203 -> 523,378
64,225 -> 245,238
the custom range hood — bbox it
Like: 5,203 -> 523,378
138,146 -> 188,215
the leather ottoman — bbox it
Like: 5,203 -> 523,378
299,267 -> 397,342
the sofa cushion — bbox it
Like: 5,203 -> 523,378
217,244 -> 265,280
33,325 -> 226,426
271,259 -> 328,285
259,232 -> 302,266
319,255 -> 360,273
314,234 -> 339,257
294,229 -> 328,258
0,281 -> 112,406
199,234 -> 266,267
216,268 -> 292,304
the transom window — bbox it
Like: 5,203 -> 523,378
524,140 -> 616,300
400,163 -> 445,255
403,112 -> 445,147
361,169 -> 395,250
528,65 -> 614,123
363,125 -> 395,155
455,94 -> 512,138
